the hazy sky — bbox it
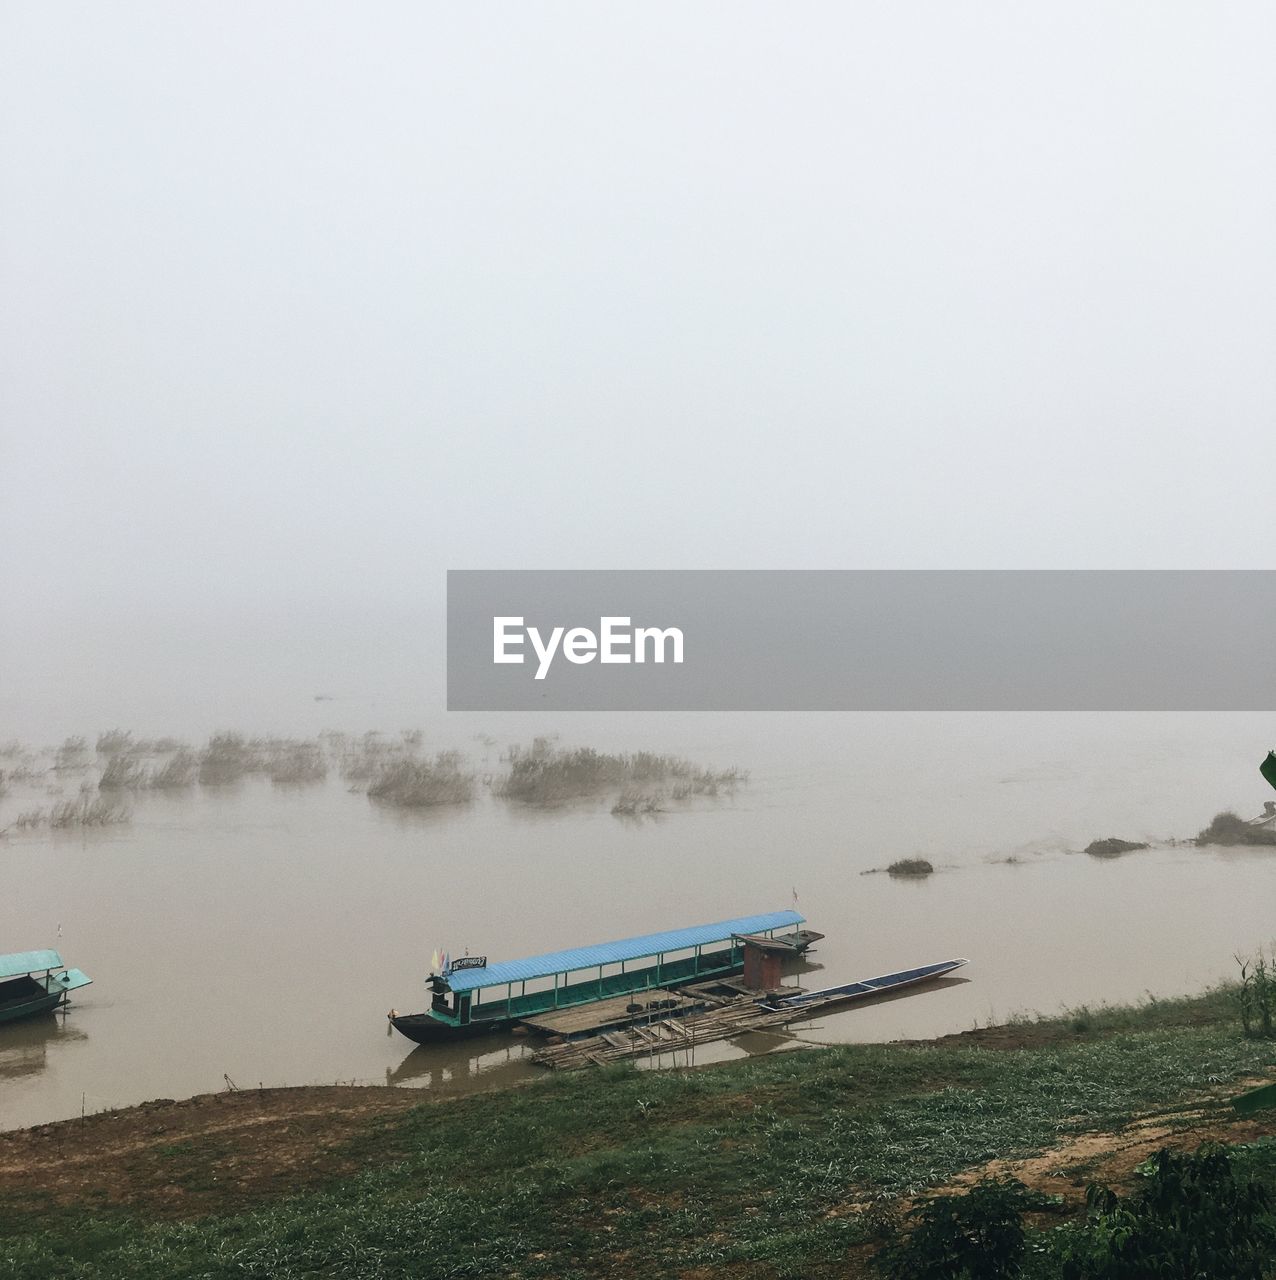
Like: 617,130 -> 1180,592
3,4 -> 1274,682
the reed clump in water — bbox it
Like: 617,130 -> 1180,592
611,788 -> 664,816
496,742 -> 746,807
150,749 -> 198,789
95,729 -> 134,756
197,732 -> 254,785
54,736 -> 90,771
98,755 -> 147,789
267,742 -> 328,785
1197,811 -> 1276,847
336,731 -> 422,784
367,752 -> 476,807
49,786 -> 130,828
886,858 -> 934,878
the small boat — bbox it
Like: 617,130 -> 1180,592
0,950 -> 92,1026
760,957 -> 967,1012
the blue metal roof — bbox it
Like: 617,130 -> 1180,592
0,950 -> 63,980
442,910 -> 804,993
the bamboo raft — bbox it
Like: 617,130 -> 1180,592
530,958 -> 968,1070
531,986 -> 799,1069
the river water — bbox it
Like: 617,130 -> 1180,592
2,709 -> 1274,1131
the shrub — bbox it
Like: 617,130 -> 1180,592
1052,1145 -> 1275,1279
874,1176 -> 1036,1279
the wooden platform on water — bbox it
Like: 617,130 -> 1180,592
519,988 -> 702,1038
530,959 -> 968,1070
531,992 -> 794,1069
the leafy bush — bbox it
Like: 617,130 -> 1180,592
874,1176 -> 1037,1279
1052,1145 -> 1275,1279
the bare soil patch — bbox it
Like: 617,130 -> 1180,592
0,1085 -> 419,1217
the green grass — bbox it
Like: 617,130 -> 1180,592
2,988 -> 1275,1279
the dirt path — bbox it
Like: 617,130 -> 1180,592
0,1085 -> 421,1216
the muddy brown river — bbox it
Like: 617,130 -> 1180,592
3,711 -> 1273,1130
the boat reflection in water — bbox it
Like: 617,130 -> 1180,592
0,1014 -> 89,1083
386,1034 -> 538,1095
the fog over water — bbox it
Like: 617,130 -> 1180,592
3,6 -> 1275,1129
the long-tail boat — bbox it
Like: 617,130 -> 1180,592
0,951 -> 92,1025
760,957 -> 967,1013
389,910 -> 816,1045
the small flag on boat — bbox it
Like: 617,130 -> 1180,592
430,949 -> 442,973
1262,751 -> 1276,794
442,951 -> 451,973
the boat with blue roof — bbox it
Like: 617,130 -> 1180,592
389,910 -> 819,1045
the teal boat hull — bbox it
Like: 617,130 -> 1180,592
0,988 -> 67,1025
0,965 -> 91,1026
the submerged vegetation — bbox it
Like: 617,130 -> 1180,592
0,731 -> 746,825
1198,810 -> 1276,847
365,753 -> 476,808
149,749 -> 197,789
610,786 -> 664,816
495,738 -> 745,807
885,857 -> 935,877
1084,838 -> 1148,859
48,787 -> 130,828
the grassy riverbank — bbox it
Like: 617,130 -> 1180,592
2,987 -> 1275,1278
